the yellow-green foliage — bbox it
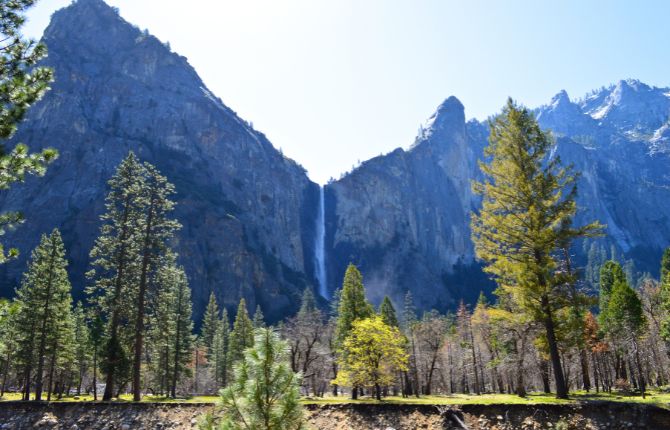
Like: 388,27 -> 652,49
333,316 -> 408,391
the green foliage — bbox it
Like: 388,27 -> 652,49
253,305 -> 266,329
603,278 -> 645,340
471,99 -> 602,398
334,264 -> 373,348
333,316 -> 408,398
86,152 -> 181,400
202,292 -> 220,358
378,296 -> 399,328
212,308 -> 231,387
200,328 -> 304,430
0,0 -> 58,262
148,253 -> 194,397
598,260 -> 626,328
228,298 -> 254,364
13,229 -> 73,399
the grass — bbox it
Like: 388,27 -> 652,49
2,390 -> 669,408
302,390 -> 670,408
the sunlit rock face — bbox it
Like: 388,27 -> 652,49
0,0 -> 320,322
328,82 -> 670,310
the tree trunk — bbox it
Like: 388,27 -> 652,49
93,345 -> 98,401
133,198 -> 156,402
539,358 -> 551,393
34,244 -> 58,401
171,284 -> 183,399
580,348 -> 591,391
103,194 -> 133,401
542,295 -> 568,398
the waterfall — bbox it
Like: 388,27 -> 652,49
315,186 -> 328,299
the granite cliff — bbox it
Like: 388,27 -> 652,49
0,0 -> 320,321
2,0 -> 670,319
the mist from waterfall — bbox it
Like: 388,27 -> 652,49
315,186 -> 328,299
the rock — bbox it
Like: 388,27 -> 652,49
0,0 -> 319,323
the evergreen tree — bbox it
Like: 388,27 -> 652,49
167,260 -> 194,398
87,153 -> 146,401
0,0 -> 57,263
88,154 -> 179,401
253,305 -> 266,328
603,277 -> 647,396
598,260 -> 626,328
379,296 -> 399,328
402,291 -> 417,331
471,99 -> 602,399
14,229 -> 72,401
199,328 -> 304,430
228,298 -> 254,364
298,288 -> 318,316
0,300 -> 20,396
130,163 -> 180,401
334,264 -> 373,349
212,308 -> 230,387
201,292 -> 219,359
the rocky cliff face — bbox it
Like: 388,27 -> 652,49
1,1 -> 669,320
326,80 -> 670,310
0,0 -> 320,321
324,97 -> 491,310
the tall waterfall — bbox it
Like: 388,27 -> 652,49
314,186 -> 328,299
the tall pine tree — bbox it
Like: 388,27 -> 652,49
14,229 -> 72,400
131,163 -> 180,401
471,99 -> 601,399
87,153 -> 146,401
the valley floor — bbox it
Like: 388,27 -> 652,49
2,390 -> 670,407
1,396 -> 669,429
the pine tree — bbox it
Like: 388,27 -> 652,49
14,229 -> 72,401
168,260 -> 194,398
599,260 -> 626,328
471,99 -> 602,399
0,0 -> 58,263
87,153 -> 146,401
334,264 -> 373,349
298,288 -> 318,317
379,296 -> 399,328
212,308 -> 231,387
130,163 -> 180,401
0,300 -> 20,396
201,292 -> 220,359
253,305 -> 265,328
228,299 -> 254,364
603,277 -> 647,396
199,328 -> 304,430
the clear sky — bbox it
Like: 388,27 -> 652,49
24,0 -> 670,184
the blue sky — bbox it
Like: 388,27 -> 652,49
25,0 -> 670,184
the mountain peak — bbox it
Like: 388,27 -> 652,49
550,90 -> 571,106
426,96 -> 465,130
